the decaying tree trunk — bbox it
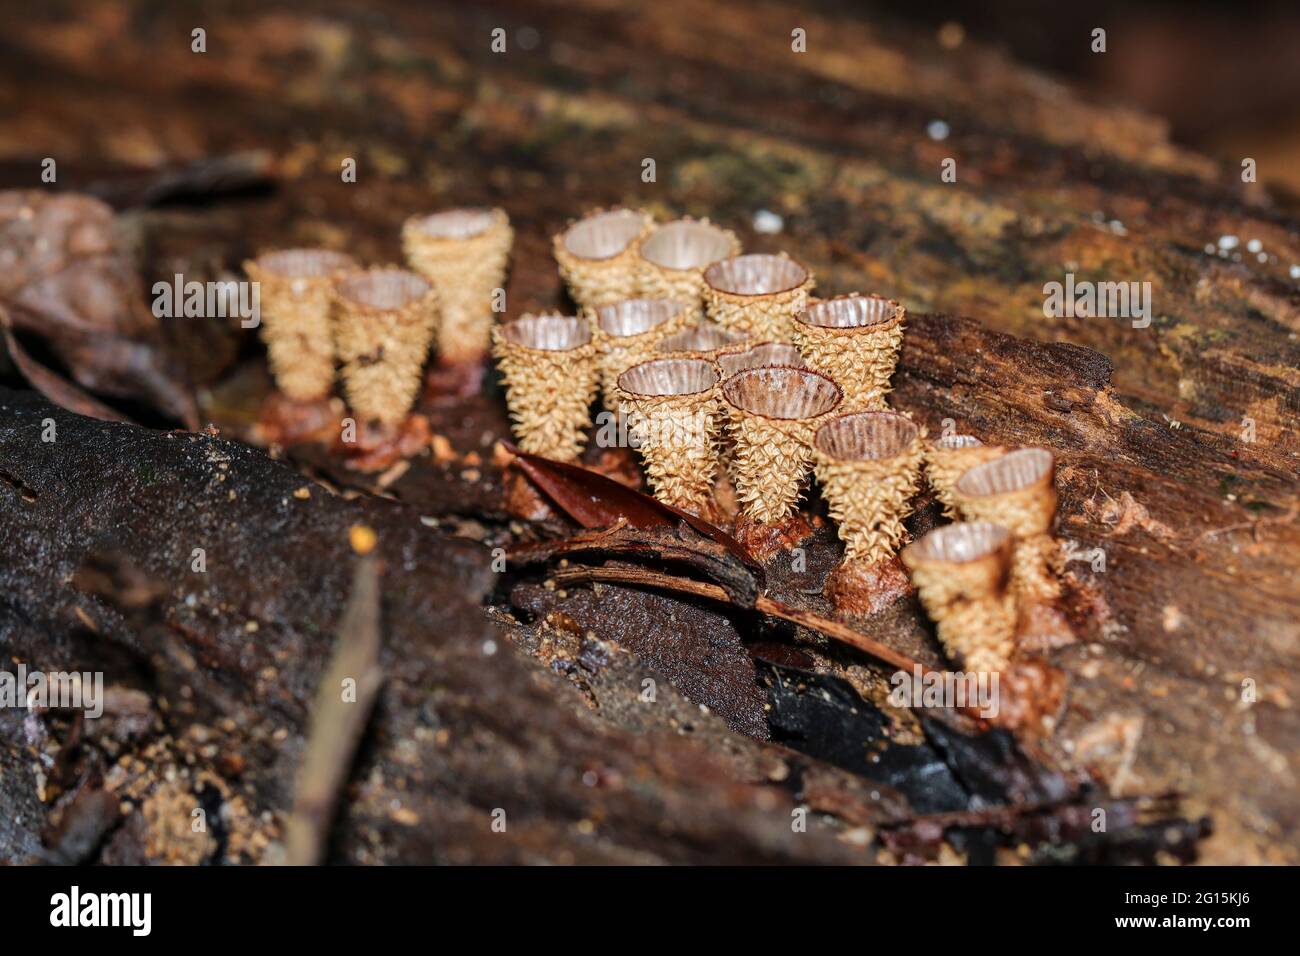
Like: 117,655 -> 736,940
0,0 -> 1296,863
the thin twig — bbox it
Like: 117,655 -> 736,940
550,564 -> 928,676
283,553 -> 384,865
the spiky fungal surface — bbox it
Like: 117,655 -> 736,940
615,357 -> 721,514
924,436 -> 1005,518
703,254 -> 813,341
635,218 -> 741,321
721,366 -> 841,524
553,208 -> 654,312
491,313 -> 599,461
592,298 -> 693,410
954,448 -> 1062,602
813,411 -> 924,564
902,522 -> 1018,673
655,322 -> 750,362
402,207 -> 513,365
792,294 -> 904,411
332,267 -> 439,425
245,249 -> 357,400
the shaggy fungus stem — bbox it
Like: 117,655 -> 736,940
703,253 -> 813,342
792,294 -> 904,411
615,357 -> 721,515
553,208 -> 653,312
491,314 -> 598,461
332,267 -> 438,425
721,366 -> 841,524
901,521 -> 1018,673
244,248 -> 357,401
402,207 -> 513,366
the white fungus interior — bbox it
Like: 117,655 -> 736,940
908,522 -> 1010,564
563,209 -> 647,260
336,269 -> 431,310
639,220 -> 735,271
658,323 -> 746,354
597,299 -> 682,338
500,315 -> 590,350
415,208 -> 498,240
934,434 -> 984,450
618,357 -> 718,397
956,447 -> 1054,497
718,343 -> 806,378
814,411 -> 918,461
800,294 -> 900,329
705,254 -> 807,296
722,366 -> 841,420
258,249 -> 356,278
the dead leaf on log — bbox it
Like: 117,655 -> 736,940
2,304 -> 133,423
0,190 -> 198,427
508,445 -> 759,574
509,522 -> 760,607
283,553 -> 384,865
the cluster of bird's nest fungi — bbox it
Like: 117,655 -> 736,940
247,205 -> 1071,711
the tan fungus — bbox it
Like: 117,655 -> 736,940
703,253 -> 813,342
954,448 -> 1061,603
814,411 -> 924,565
925,434 -> 1006,518
615,357 -> 721,515
635,218 -> 741,320
491,313 -> 598,461
553,208 -> 654,312
721,366 -> 842,524
244,248 -> 357,400
901,522 -> 1018,673
332,267 -> 439,425
592,297 -> 693,410
792,294 -> 904,411
402,207 -> 513,365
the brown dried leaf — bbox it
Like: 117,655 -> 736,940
2,306 -> 133,423
0,190 -> 197,427
508,445 -> 758,573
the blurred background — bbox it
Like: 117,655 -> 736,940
873,0 -> 1300,201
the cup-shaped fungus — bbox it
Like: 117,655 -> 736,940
244,248 -> 357,401
491,314 -> 598,461
717,342 -> 806,379
332,267 -> 439,425
925,434 -> 1006,518
954,448 -> 1061,604
703,254 -> 813,342
721,366 -> 841,524
635,218 -> 741,320
901,522 -> 1018,674
615,357 -> 721,515
401,207 -> 513,366
813,411 -> 924,566
792,294 -> 904,411
656,322 -> 749,362
592,298 -> 693,410
553,208 -> 654,312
